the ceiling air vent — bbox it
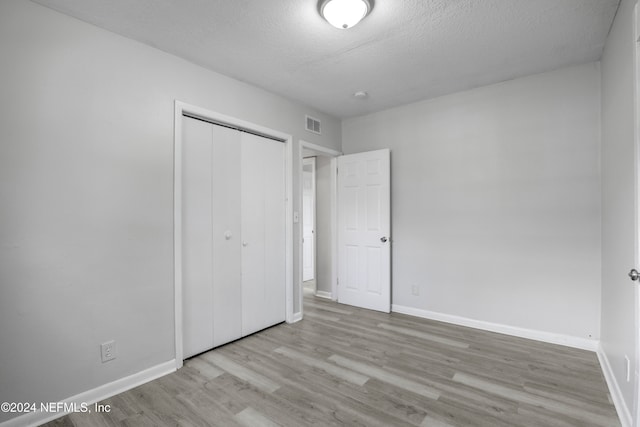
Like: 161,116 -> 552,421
305,115 -> 321,135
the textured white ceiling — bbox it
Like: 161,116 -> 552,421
32,0 -> 619,118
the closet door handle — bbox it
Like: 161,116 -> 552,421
242,241 -> 248,247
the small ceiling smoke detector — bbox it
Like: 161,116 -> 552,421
353,91 -> 369,99
319,0 -> 372,29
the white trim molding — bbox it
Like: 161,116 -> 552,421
392,304 -> 630,425
315,290 -> 332,299
329,157 -> 338,302
391,304 -> 599,351
598,344 -> 633,427
633,5 -> 640,426
174,101 -> 294,368
300,140 -> 341,157
0,360 -> 175,427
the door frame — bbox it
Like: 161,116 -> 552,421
297,141 -> 341,319
174,101 -> 294,369
634,4 -> 640,425
302,156 -> 317,283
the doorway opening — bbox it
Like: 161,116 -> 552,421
298,141 -> 340,316
302,157 -> 316,294
296,143 -> 392,318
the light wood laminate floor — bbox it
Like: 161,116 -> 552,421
45,295 -> 620,426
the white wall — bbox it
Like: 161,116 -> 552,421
343,63 -> 602,341
600,0 -> 638,420
0,1 -> 340,423
315,156 -> 333,295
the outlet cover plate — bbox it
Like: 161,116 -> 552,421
101,340 -> 116,363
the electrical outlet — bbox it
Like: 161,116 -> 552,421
625,355 -> 631,382
101,340 -> 116,363
411,285 -> 420,296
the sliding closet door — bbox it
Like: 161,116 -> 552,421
210,125 -> 242,347
241,133 -> 286,336
182,117 -> 214,358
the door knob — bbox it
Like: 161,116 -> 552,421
242,241 -> 248,247
629,269 -> 640,281
380,237 -> 388,243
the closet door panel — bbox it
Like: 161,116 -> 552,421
240,133 -> 268,336
211,126 -> 243,347
183,116 -> 286,355
262,138 -> 286,327
182,117 -> 214,358
241,133 -> 286,336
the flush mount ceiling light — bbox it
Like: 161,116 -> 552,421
319,0 -> 372,29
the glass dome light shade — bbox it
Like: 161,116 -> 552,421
321,0 -> 370,29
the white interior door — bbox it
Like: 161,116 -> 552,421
302,157 -> 316,282
241,132 -> 286,336
337,149 -> 391,313
635,7 -> 640,424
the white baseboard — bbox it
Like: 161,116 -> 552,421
315,291 -> 332,299
391,305 -> 599,352
392,304 -> 630,426
0,360 -> 176,427
291,311 -> 303,323
597,344 -> 633,427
